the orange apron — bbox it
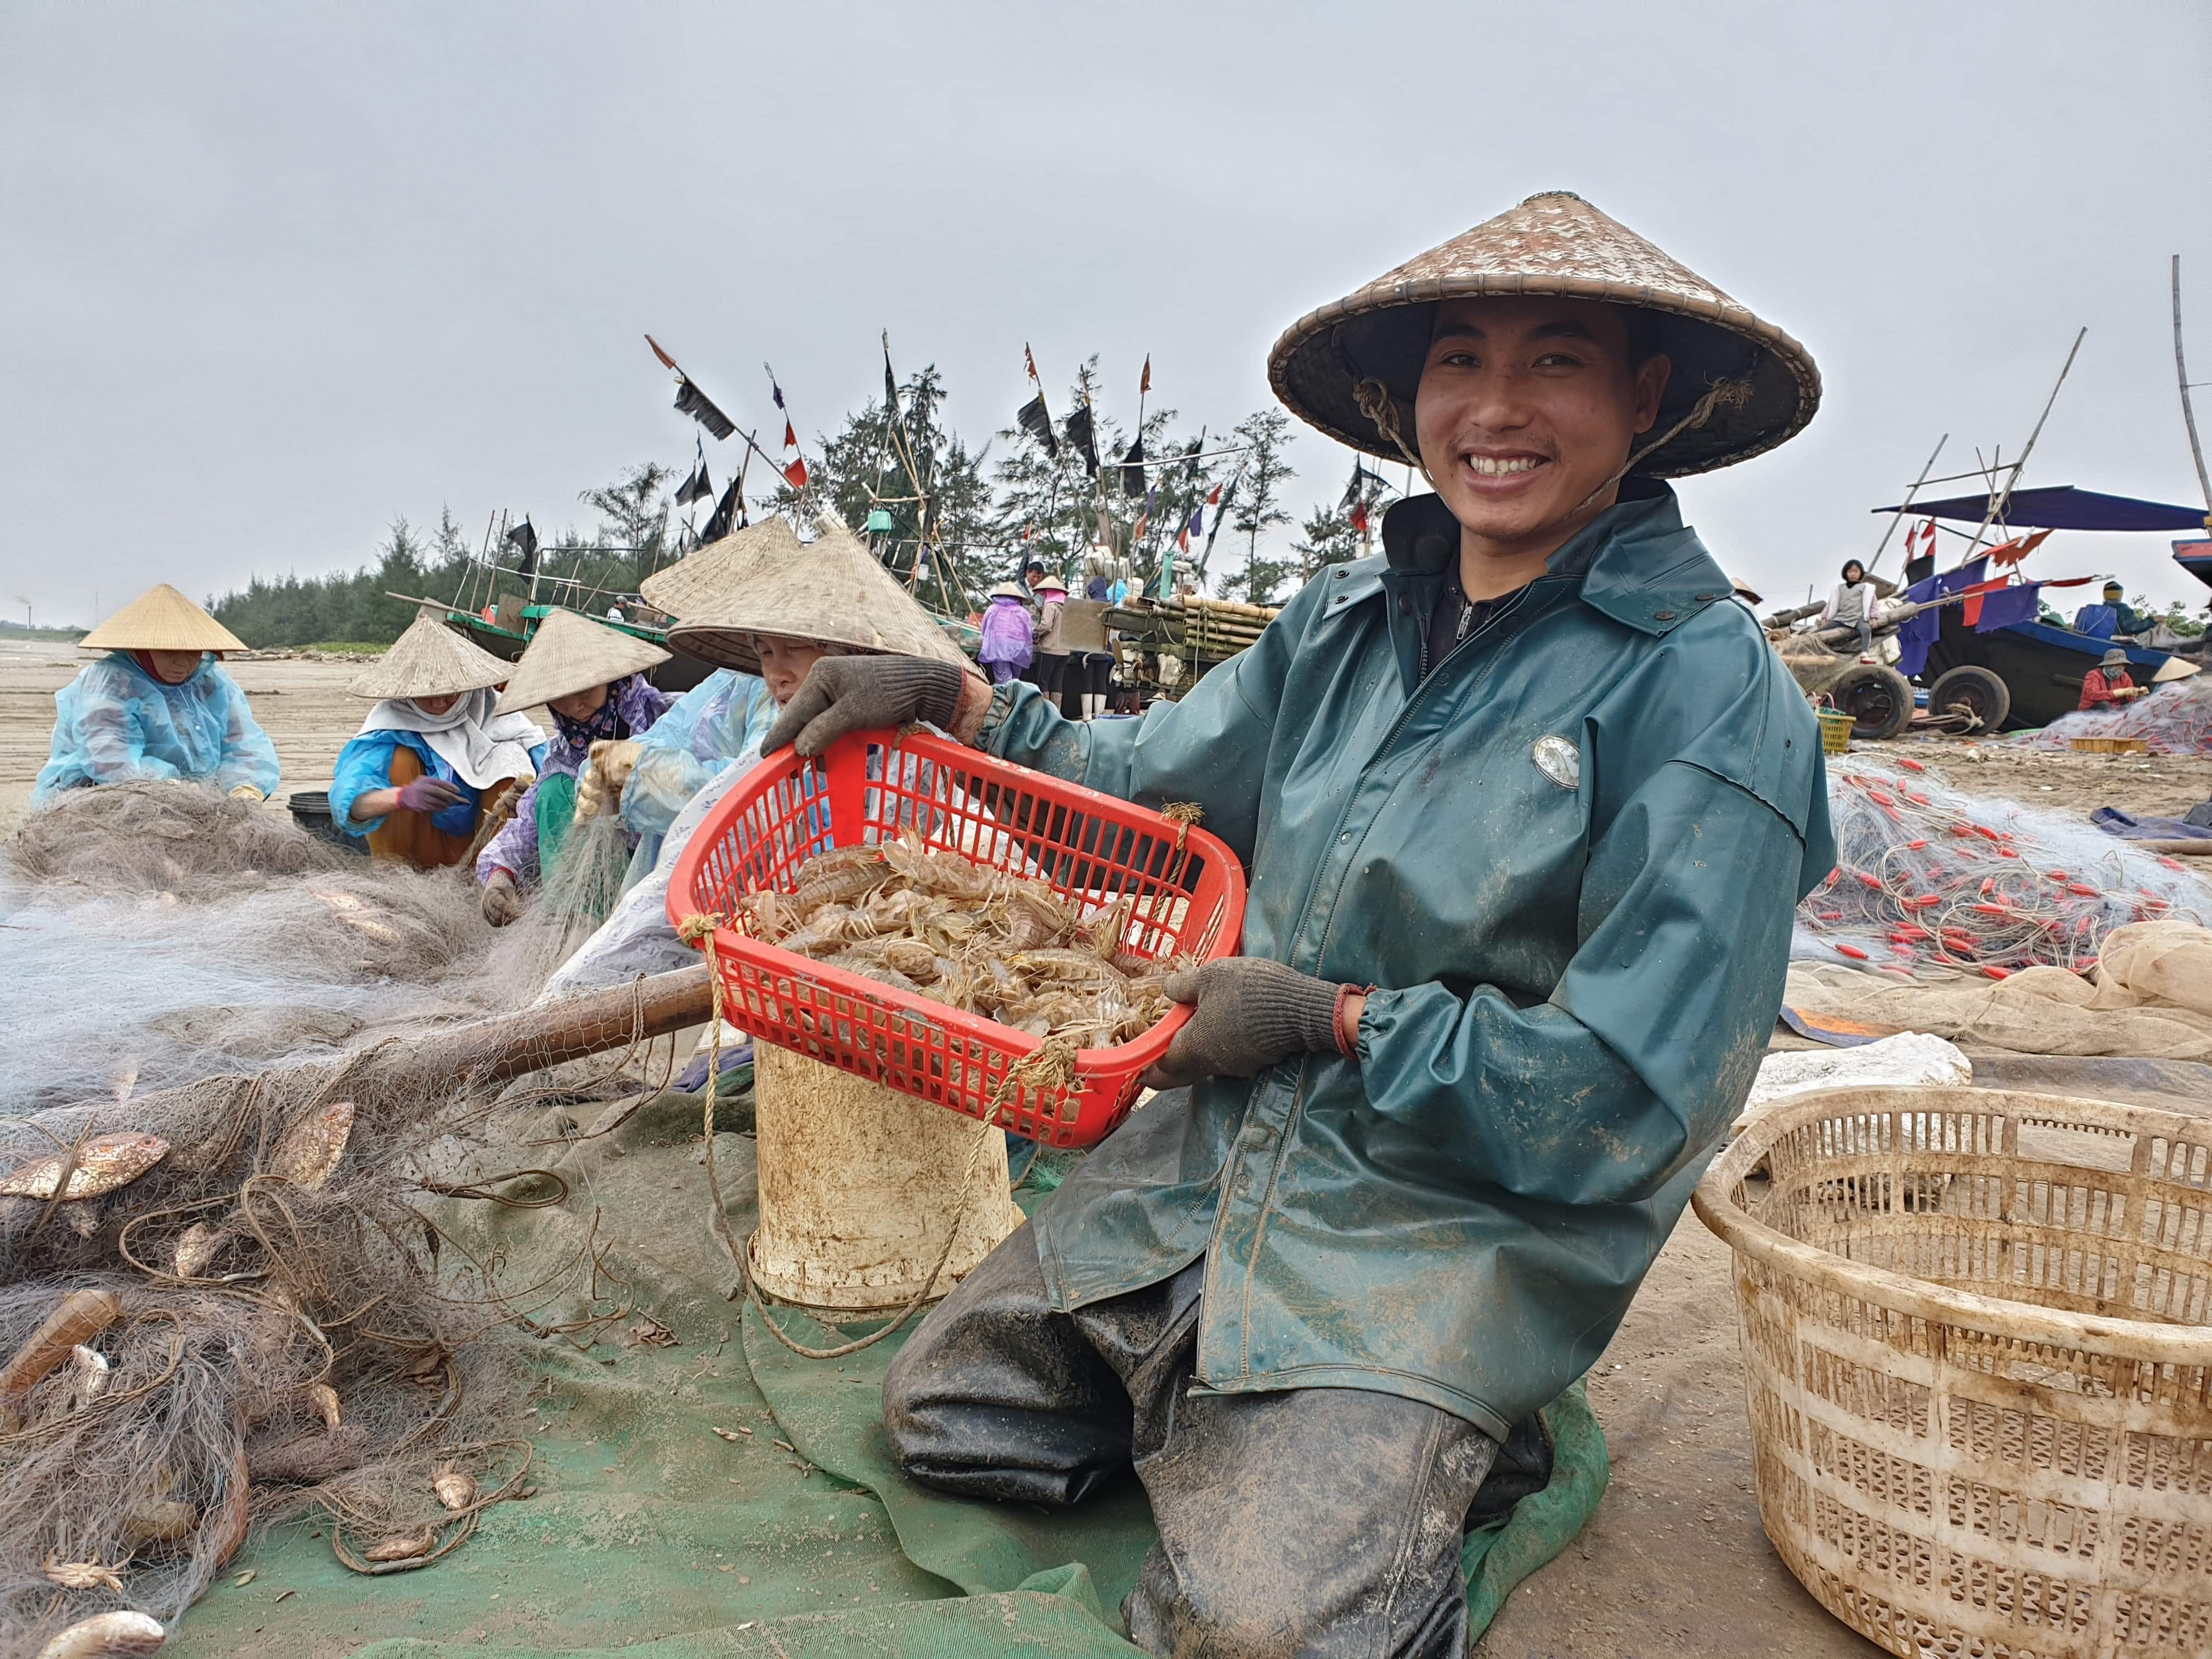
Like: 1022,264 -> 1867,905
364,744 -> 517,871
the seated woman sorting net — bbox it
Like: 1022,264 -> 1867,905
32,584 -> 280,808
329,617 -> 545,871
470,610 -> 676,926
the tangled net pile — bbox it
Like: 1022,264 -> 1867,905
1794,757 -> 2212,978
2004,673 -> 2212,755
0,783 -> 642,1652
1,783 -> 500,1114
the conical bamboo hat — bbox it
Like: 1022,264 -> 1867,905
639,517 -> 810,621
346,614 -> 516,701
493,609 -> 670,714
664,514 -> 971,676
78,584 -> 248,654
1267,191 -> 1819,477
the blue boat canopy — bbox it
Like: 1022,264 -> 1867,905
1873,484 -> 2210,533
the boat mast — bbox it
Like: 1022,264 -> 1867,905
2175,255 -> 2212,515
1866,432 -> 1948,577
1948,327 -> 2085,569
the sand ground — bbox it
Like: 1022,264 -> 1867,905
6,643 -> 2211,1658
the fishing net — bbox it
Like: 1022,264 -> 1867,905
1793,757 -> 2212,978
2002,673 -> 2212,754
1,783 -> 501,1115
483,809 -> 637,1001
0,782 -> 674,1654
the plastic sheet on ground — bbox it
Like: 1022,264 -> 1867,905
1782,921 -> 2212,1060
2003,673 -> 2212,755
170,1084 -> 1609,1657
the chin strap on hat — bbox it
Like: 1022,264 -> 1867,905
1353,379 -> 1432,481
1571,373 -> 1757,515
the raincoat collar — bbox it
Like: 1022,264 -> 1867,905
1375,481 -> 1732,639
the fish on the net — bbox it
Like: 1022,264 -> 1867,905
740,830 -> 1192,1046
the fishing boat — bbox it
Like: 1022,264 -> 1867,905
1874,484 -> 2207,730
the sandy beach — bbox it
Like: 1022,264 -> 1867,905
7,639 -> 2208,840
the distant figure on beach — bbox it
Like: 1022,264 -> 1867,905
1823,559 -> 1877,657
32,583 -> 279,807
330,616 -> 545,870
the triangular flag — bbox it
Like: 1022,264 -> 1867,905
782,419 -> 798,452
1139,355 -> 1151,396
1205,482 -> 1222,507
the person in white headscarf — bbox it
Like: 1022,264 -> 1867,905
329,616 -> 545,870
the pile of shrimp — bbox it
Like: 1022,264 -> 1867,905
738,830 -> 1191,1047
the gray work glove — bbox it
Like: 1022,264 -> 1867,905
480,868 -> 524,927
1141,958 -> 1346,1090
759,655 -> 969,758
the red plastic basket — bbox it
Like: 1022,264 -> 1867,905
667,727 -> 1247,1147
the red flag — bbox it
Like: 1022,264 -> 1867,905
1205,483 -> 1222,507
1175,524 -> 1192,554
1956,575 -> 2011,628
1024,344 -> 1040,385
645,333 -> 679,371
1988,528 -> 2053,568
782,456 -> 808,489
1350,500 -> 1370,535
1139,355 -> 1151,396
782,419 -> 798,452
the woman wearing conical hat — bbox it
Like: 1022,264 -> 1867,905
31,584 -> 280,807
330,616 -> 546,871
471,610 -> 677,926
543,513 -> 970,997
770,193 -> 1837,1650
975,582 -> 1035,685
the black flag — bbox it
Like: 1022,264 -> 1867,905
1063,405 -> 1099,477
700,473 -> 744,542
673,376 -> 736,441
1339,461 -> 1389,509
504,517 -> 539,575
1119,437 -> 1147,499
1016,394 -> 1059,457
675,462 -> 714,506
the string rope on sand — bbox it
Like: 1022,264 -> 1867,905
675,912 -> 1003,1362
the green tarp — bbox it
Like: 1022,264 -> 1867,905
170,1087 -> 1606,1657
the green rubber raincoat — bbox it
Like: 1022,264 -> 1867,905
977,483 -> 1834,1437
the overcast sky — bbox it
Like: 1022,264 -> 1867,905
5,1 -> 2209,629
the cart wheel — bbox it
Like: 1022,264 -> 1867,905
1831,664 -> 1914,741
1926,664 -> 2011,733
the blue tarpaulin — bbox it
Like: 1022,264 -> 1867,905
1874,485 -> 2209,533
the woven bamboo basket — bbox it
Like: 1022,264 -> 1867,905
1693,1087 -> 2212,1656
2069,737 -> 2150,755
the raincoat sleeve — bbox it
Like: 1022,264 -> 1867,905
1353,677 -> 1835,1210
975,584 -> 1307,862
329,733 -> 399,835
478,778 -> 540,883
622,673 -> 775,842
63,665 -> 186,787
210,671 -> 281,797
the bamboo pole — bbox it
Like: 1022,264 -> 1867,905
2175,256 -> 2212,515
1948,330 -> 2086,570
1867,433 -> 1948,577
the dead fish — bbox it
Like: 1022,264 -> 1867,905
42,1556 -> 127,1593
307,886 -> 369,913
432,1460 -> 477,1510
362,1527 -> 438,1562
0,1289 -> 125,1428
0,1134 -> 170,1201
122,1499 -> 198,1548
306,1381 -> 341,1428
338,913 -> 400,945
172,1222 -> 226,1278
67,1344 -> 110,1409
33,1610 -> 165,1657
267,1101 -> 353,1189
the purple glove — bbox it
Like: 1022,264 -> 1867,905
397,776 -> 469,814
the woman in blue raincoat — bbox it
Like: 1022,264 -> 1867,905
330,616 -> 544,870
33,584 -> 280,806
759,191 -> 1836,1654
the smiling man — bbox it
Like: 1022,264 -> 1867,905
762,192 -> 1834,1656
